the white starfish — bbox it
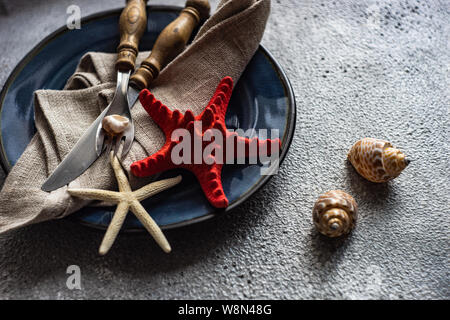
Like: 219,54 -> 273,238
68,152 -> 182,255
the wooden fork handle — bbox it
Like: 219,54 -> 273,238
129,0 -> 211,90
116,0 -> 149,72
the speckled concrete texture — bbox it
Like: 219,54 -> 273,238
0,0 -> 448,299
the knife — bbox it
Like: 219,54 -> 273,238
42,0 -> 210,192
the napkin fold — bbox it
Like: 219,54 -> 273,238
0,0 -> 270,233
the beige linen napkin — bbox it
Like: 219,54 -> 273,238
0,0 -> 270,233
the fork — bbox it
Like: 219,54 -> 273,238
94,0 -> 148,159
95,70 -> 135,159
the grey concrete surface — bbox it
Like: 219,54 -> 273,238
0,0 -> 448,300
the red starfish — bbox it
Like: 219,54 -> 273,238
130,77 -> 281,208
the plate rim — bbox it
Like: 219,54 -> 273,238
0,5 -> 297,231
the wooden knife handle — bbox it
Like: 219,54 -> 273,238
130,0 -> 211,90
116,0 -> 148,72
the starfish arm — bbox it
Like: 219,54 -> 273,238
110,152 -> 132,192
98,201 -> 130,255
139,89 -> 175,135
201,77 -> 233,123
129,201 -> 171,253
68,188 -> 122,202
134,175 -> 182,201
193,164 -> 228,208
130,141 -> 175,177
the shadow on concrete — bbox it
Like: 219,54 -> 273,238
344,159 -> 395,210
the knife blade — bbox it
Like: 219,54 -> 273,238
41,107 -> 109,192
42,0 -> 210,192
127,85 -> 140,110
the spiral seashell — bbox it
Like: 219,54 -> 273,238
102,114 -> 130,136
348,138 -> 409,183
313,190 -> 357,237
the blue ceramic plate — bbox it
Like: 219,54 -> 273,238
0,6 -> 295,231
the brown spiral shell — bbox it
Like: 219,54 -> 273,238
312,190 -> 357,237
348,138 -> 409,183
